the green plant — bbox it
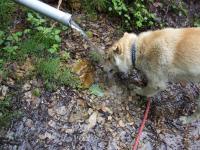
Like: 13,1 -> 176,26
109,0 -> 156,29
89,84 -> 104,97
2,32 -> 23,58
59,68 -> 81,88
27,12 -> 46,27
0,12 -> 64,62
60,51 -> 71,61
109,0 -> 130,27
168,0 -> 188,16
0,97 -> 21,128
36,58 -> 80,90
44,81 -> 57,92
83,0 -> 109,12
0,31 -> 5,44
194,21 -> 200,27
131,0 -> 155,29
0,0 -> 15,30
86,31 -> 93,38
36,58 -> 60,81
27,12 -> 62,54
89,51 -> 103,63
32,88 -> 41,97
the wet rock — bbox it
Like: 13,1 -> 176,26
48,108 -> 56,117
18,140 -> 32,150
56,106 -> 67,116
138,141 -> 153,150
25,119 -> 34,128
48,120 -> 56,128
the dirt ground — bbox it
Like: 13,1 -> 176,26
1,1 -> 200,150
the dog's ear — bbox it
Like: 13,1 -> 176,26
113,46 -> 121,54
124,32 -> 128,36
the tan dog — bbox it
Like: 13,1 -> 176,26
105,28 -> 200,124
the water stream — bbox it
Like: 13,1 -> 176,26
69,20 -> 104,55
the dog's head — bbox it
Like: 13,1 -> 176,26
104,32 -> 137,75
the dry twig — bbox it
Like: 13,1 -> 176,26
51,0 -> 63,27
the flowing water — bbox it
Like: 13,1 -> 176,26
69,20 -> 104,55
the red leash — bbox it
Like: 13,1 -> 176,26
132,97 -> 151,150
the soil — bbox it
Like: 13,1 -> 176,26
1,1 -> 200,150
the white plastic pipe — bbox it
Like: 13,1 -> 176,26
15,0 -> 72,26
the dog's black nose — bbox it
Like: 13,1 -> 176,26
109,69 -> 114,73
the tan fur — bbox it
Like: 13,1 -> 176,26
105,28 -> 200,123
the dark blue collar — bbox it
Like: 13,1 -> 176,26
131,43 -> 136,66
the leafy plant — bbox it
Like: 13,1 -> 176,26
60,51 -> 71,61
36,58 -> 80,90
131,0 -> 155,29
36,58 -> 60,81
83,0 -> 156,30
0,97 -> 21,128
89,51 -> 103,63
27,12 -> 62,54
59,68 -> 81,88
194,20 -> 200,27
168,0 -> 188,16
27,12 -> 46,27
0,31 -> 5,44
89,84 -> 104,97
109,0 -> 155,29
83,0 -> 109,12
0,31 -> 22,60
32,88 -> 41,97
0,12 -> 64,62
109,0 -> 130,27
0,0 -> 14,30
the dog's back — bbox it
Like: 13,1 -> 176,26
136,28 -> 200,81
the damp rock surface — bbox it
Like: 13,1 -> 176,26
2,82 -> 200,150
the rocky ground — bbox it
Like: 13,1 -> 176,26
1,1 -> 200,150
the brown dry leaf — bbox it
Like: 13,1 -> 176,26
68,0 -> 81,10
100,102 -> 113,114
118,120 -> 125,127
126,113 -> 134,123
77,98 -> 87,108
16,58 -> 34,78
72,59 -> 94,88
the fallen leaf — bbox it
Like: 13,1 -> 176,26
87,111 -> 98,130
89,84 -> 104,97
118,120 -> 125,127
72,59 -> 94,88
101,103 -> 113,114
